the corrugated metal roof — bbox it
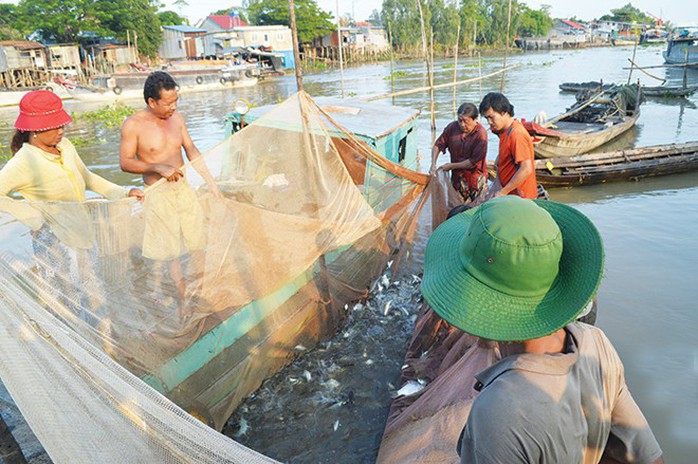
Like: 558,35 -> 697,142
0,40 -> 44,50
163,25 -> 207,33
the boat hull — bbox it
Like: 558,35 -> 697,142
534,112 -> 640,159
535,141 -> 698,186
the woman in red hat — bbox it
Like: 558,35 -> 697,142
0,90 -> 142,320
2,90 -> 142,203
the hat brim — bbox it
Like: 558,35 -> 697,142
15,109 -> 73,132
421,200 -> 604,341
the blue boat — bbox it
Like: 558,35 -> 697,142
663,25 -> 698,65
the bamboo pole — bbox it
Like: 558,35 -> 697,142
626,58 -> 666,83
387,21 -> 395,104
288,0 -> 303,91
416,0 -> 429,77
500,0 -> 512,91
684,48 -> 689,89
429,28 -> 436,145
363,64 -> 520,102
452,22 -> 460,119
478,52 -> 482,100
335,0 -> 345,97
622,62 -> 698,69
627,32 -> 639,84
416,0 -> 435,143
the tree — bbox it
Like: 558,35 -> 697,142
16,0 -> 163,57
368,9 -> 383,26
97,0 -> 163,57
515,4 -> 553,38
159,10 -> 188,26
18,0 -> 108,43
245,0 -> 333,44
599,3 -> 653,24
0,4 -> 25,40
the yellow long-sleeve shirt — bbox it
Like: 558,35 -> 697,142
0,138 -> 129,248
0,138 -> 126,202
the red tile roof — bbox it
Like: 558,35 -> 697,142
561,19 -> 584,30
207,15 -> 248,29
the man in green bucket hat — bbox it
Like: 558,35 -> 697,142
421,196 -> 663,463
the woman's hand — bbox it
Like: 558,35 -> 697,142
128,188 -> 144,201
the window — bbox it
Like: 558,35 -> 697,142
251,34 -> 258,42
264,34 -> 268,42
277,33 -> 284,40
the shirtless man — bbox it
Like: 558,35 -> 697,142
120,71 -> 218,316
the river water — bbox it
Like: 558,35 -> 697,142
0,44 -> 696,462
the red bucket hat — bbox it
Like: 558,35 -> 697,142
14,90 -> 73,132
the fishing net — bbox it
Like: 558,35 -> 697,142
568,83 -> 642,122
0,91 -> 433,462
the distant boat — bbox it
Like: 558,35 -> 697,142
663,25 -> 698,65
559,81 -> 698,98
532,85 -> 642,159
91,63 -> 260,95
535,141 -> 698,186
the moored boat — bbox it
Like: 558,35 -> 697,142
535,141 -> 698,186
91,63 -> 260,95
559,81 -> 698,98
663,25 -> 698,65
533,84 -> 642,159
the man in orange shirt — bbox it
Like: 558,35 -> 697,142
479,93 -> 537,199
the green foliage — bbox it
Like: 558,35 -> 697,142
0,4 -> 24,39
245,0 -> 333,44
368,9 -> 383,26
383,70 -> 407,80
382,0 -> 553,52
158,10 -> 188,26
516,4 -> 553,38
15,0 -> 163,57
599,3 -> 653,24
72,103 -> 137,129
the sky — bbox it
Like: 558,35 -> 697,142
0,0 -> 695,27
157,0 -> 697,26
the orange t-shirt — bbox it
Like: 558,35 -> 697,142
497,119 -> 537,199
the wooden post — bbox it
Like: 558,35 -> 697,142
336,0 -> 345,97
684,48 -> 689,89
388,20 -> 395,104
453,22 -> 460,119
134,32 -> 139,64
429,28 -> 436,145
500,0 -> 512,91
627,31 -> 639,84
288,0 -> 304,91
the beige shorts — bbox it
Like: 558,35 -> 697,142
142,179 -> 205,261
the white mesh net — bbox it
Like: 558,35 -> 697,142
0,92 -> 437,462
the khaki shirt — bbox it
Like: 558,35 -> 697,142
459,323 -> 662,463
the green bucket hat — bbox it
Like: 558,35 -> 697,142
421,196 -> 604,341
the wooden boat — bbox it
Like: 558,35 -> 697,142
535,141 -> 698,187
91,64 -> 260,95
663,25 -> 698,65
559,81 -> 698,98
534,112 -> 639,159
